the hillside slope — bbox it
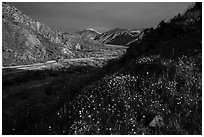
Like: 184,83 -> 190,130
2,3 -> 75,66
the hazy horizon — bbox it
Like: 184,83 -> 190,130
9,2 -> 193,33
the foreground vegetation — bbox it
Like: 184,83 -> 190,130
68,55 -> 201,134
2,65 -> 105,134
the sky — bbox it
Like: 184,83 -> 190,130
9,2 -> 193,33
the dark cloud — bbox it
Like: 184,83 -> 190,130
9,2 -> 193,33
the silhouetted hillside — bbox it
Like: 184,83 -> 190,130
126,2 -> 201,60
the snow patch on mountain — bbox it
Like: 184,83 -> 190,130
86,28 -> 102,34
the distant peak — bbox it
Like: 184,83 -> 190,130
85,28 -> 102,34
86,28 -> 95,31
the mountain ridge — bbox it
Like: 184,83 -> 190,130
94,27 -> 143,46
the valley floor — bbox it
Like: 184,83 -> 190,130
3,57 -> 118,70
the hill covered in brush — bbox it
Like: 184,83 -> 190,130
126,3 -> 201,59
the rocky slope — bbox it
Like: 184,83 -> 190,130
2,3 -> 76,66
94,28 -> 143,46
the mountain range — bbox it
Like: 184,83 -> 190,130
2,2 -> 144,67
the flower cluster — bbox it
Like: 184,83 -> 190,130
137,55 -> 160,64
